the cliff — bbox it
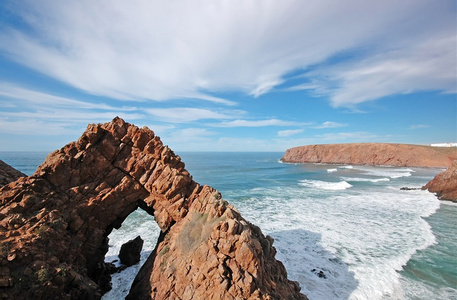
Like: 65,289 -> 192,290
0,160 -> 26,188
281,143 -> 456,168
0,118 -> 306,300
423,161 -> 457,202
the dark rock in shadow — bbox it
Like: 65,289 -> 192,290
119,236 -> 144,267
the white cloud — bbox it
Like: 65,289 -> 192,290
277,129 -> 304,137
213,119 -> 304,127
160,128 -> 217,146
317,131 -> 381,142
0,0 -> 453,105
145,107 -> 238,123
305,35 -> 457,107
409,124 -> 430,130
0,83 -> 137,111
313,121 -> 348,129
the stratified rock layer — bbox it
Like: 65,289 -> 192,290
0,118 -> 306,300
423,161 -> 457,202
282,143 -> 456,168
0,160 -> 26,188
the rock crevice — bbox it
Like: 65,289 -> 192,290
0,117 -> 307,300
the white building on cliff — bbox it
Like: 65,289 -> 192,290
430,143 -> 457,147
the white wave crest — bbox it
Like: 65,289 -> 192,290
354,166 -> 414,179
342,177 -> 390,183
327,168 -> 338,173
299,179 -> 353,190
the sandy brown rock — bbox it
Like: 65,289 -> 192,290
0,117 -> 307,300
282,143 -> 456,168
423,161 -> 457,202
0,160 -> 26,188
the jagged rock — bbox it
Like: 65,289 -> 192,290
311,269 -> 326,279
0,160 -> 26,188
423,161 -> 457,202
119,236 -> 144,266
0,117 -> 307,300
400,187 -> 421,191
281,143 -> 456,168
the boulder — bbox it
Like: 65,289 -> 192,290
119,236 -> 144,266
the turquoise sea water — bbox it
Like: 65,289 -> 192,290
1,151 -> 456,300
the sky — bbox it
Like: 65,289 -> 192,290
0,0 -> 456,152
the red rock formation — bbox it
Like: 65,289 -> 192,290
0,118 -> 307,300
0,160 -> 26,188
423,161 -> 457,202
282,143 -> 456,168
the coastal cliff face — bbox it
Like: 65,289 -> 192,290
281,143 -> 456,168
423,161 -> 457,202
0,118 -> 306,300
0,160 -> 26,188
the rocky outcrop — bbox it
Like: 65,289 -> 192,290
0,117 -> 307,300
423,161 -> 457,202
282,143 -> 456,168
119,236 -> 144,267
0,160 -> 26,188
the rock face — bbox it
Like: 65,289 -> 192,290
119,236 -> 144,267
0,117 -> 307,300
282,143 -> 456,168
0,160 -> 26,188
423,161 -> 457,202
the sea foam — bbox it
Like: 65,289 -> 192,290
299,179 -> 353,190
101,156 -> 444,300
232,177 -> 440,299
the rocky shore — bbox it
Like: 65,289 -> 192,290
281,143 -> 456,168
423,161 -> 457,202
0,118 -> 307,300
282,143 -> 457,202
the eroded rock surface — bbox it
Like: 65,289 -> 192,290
0,118 -> 307,300
423,161 -> 457,202
0,160 -> 26,188
282,143 -> 456,168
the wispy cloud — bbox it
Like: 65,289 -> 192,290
0,83 -> 136,111
277,129 -> 304,137
302,35 -> 456,107
317,131 -> 381,142
145,107 -> 240,123
213,119 -> 304,128
408,124 -> 430,130
312,121 -> 348,129
0,1 -> 453,106
0,84 -> 144,136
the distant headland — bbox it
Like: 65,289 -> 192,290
281,143 -> 456,168
281,143 -> 457,202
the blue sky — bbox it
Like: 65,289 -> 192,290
0,0 -> 455,152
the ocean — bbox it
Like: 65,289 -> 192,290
1,151 -> 456,300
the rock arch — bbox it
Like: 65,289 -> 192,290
0,118 -> 307,299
